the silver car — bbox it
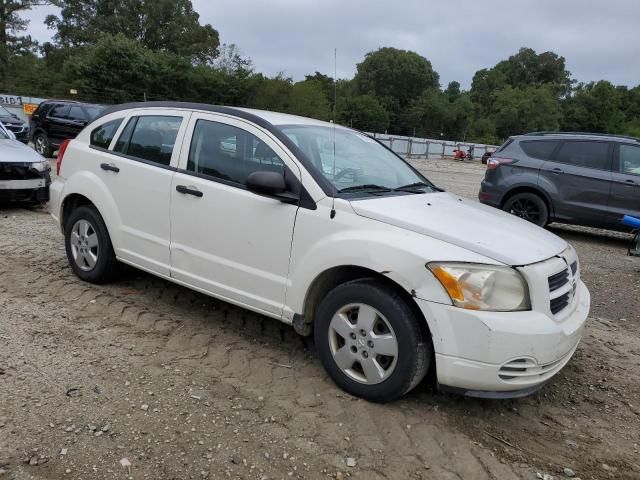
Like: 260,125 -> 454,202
0,122 -> 51,204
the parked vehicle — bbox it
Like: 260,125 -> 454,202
481,150 -> 493,164
479,132 -> 640,230
0,105 -> 29,143
0,122 -> 50,203
30,100 -> 104,157
50,103 -> 590,402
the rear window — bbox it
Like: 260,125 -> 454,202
68,106 -> 86,121
49,104 -> 70,118
520,140 -> 560,160
555,141 -> 610,170
90,118 -> 123,149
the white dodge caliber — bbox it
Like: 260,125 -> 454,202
50,102 -> 590,402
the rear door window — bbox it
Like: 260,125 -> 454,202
554,141 -> 611,170
68,106 -> 87,121
520,140 -> 560,160
619,144 -> 640,176
114,115 -> 182,166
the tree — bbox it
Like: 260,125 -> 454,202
561,81 -> 625,133
444,81 -> 461,102
0,0 -> 50,87
355,47 -> 439,110
338,95 -> 389,132
493,85 -> 561,138
289,80 -> 331,120
47,0 -> 219,63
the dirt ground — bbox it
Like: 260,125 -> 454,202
0,158 -> 639,480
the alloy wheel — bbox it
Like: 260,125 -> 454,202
70,219 -> 99,271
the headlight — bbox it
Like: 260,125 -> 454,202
427,262 -> 530,311
30,160 -> 50,172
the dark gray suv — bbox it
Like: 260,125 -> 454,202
479,132 -> 640,231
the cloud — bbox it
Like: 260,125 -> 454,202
24,0 -> 640,88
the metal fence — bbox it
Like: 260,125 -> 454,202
369,133 -> 499,160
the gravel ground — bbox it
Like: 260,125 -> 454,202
0,158 -> 639,480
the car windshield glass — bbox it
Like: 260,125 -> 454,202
278,125 -> 434,193
0,106 -> 11,116
0,126 -> 9,139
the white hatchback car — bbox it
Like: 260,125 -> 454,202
50,102 -> 590,402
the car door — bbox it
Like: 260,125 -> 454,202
170,113 -> 302,316
46,104 -> 71,143
606,142 -> 640,227
95,109 -> 190,276
538,140 -> 613,227
66,105 -> 89,138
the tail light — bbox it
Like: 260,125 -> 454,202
56,139 -> 71,176
486,157 -> 514,170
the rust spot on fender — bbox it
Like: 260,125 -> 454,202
380,270 -> 391,275
411,289 -> 417,297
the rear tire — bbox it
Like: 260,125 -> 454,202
503,192 -> 549,227
314,278 -> 430,403
64,205 -> 118,283
33,133 -> 53,158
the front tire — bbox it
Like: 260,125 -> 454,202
503,192 -> 549,227
314,279 -> 431,403
33,133 -> 53,158
64,205 -> 118,283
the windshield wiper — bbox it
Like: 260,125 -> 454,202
393,181 -> 435,193
339,184 -> 392,194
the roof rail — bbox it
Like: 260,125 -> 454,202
524,131 -> 640,142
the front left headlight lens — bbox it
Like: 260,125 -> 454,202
30,160 -> 50,172
427,262 -> 530,311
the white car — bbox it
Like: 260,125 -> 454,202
50,102 -> 590,402
0,122 -> 50,203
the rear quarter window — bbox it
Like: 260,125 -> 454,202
520,140 -> 561,160
555,141 -> 610,170
90,118 -> 123,150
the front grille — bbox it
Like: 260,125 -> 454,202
5,124 -> 25,133
570,261 -> 578,275
550,292 -> 570,314
0,163 -> 42,180
548,268 -> 570,292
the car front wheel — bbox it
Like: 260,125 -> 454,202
33,133 -> 53,158
314,278 -> 430,403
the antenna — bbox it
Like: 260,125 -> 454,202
330,47 -> 337,220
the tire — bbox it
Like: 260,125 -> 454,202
64,205 -> 119,283
503,192 -> 549,227
33,133 -> 53,158
314,278 -> 431,403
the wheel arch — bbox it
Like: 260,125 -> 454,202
296,265 -> 432,345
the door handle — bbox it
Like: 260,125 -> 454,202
100,163 -> 120,173
551,168 -> 564,174
176,185 -> 203,197
624,179 -> 636,185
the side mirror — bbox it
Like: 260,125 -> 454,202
246,171 -> 287,195
246,171 -> 298,204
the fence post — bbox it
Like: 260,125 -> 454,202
425,141 -> 430,159
389,137 -> 394,152
442,142 -> 446,158
407,138 -> 413,158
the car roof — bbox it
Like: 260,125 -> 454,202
96,101 -> 339,129
518,131 -> 640,143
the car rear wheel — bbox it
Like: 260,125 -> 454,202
503,192 -> 549,227
64,205 -> 118,283
314,278 -> 430,403
33,133 -> 53,158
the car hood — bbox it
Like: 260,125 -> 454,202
0,116 -> 25,126
350,192 -> 567,266
0,139 -> 45,163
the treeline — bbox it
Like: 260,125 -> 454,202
1,0 -> 639,144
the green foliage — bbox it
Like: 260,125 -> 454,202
493,85 -> 561,138
337,95 -> 389,132
47,0 -> 219,63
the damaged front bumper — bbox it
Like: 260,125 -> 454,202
0,162 -> 51,202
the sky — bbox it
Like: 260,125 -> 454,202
24,0 -> 640,89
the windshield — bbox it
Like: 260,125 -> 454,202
278,125 -> 434,194
0,105 -> 12,117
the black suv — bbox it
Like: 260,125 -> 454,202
479,132 -> 640,231
30,100 -> 104,157
0,105 -> 29,143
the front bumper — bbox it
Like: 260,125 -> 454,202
416,280 -> 590,396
